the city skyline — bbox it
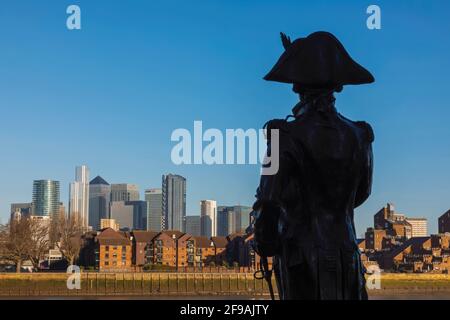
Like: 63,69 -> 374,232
5,165 -> 445,238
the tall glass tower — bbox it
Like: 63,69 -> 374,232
162,174 -> 186,232
89,176 -> 111,231
145,188 -> 163,232
32,180 -> 60,217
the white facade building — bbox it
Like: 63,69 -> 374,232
200,200 -> 217,238
69,165 -> 90,229
405,217 -> 428,237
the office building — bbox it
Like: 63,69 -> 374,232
89,176 -> 111,231
110,201 -> 134,230
405,217 -> 428,237
69,165 -> 90,229
162,174 -> 186,232
110,201 -> 147,231
186,215 -> 201,236
129,200 -> 147,230
111,184 -> 140,202
200,200 -> 217,238
32,180 -> 60,217
217,205 -> 252,236
10,203 -> 32,220
145,188 -> 163,232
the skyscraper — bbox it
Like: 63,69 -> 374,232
110,201 -> 134,230
69,165 -> 90,229
162,174 -> 186,232
234,205 -> 252,233
217,207 -> 229,236
200,200 -> 217,238
89,176 -> 111,231
217,205 -> 252,236
145,188 -> 163,232
110,200 -> 147,230
129,200 -> 147,230
32,180 -> 60,217
111,184 -> 140,202
186,215 -> 201,236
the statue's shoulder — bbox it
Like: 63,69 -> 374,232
339,114 -> 374,143
262,118 -> 290,144
355,121 -> 374,143
263,118 -> 289,132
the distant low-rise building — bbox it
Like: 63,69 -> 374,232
365,228 -> 387,251
439,210 -> 450,234
388,220 -> 412,239
405,217 -> 428,237
211,236 -> 228,265
10,203 -> 32,221
100,219 -> 119,231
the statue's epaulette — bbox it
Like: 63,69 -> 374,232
355,121 -> 375,143
263,118 -> 289,141
263,118 -> 289,131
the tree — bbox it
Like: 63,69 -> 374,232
27,218 -> 50,271
0,224 -> 10,264
0,219 -> 31,273
55,213 -> 82,265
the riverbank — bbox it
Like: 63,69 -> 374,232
0,272 -> 449,299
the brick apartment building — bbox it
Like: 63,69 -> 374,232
77,228 -> 275,272
381,235 -> 450,272
94,228 -> 133,272
152,230 -> 191,268
211,236 -> 228,265
186,236 -> 216,267
132,230 -> 159,267
365,228 -> 387,251
359,204 -> 450,273
439,210 -> 450,234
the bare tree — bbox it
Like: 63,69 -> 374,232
27,218 -> 50,271
0,224 -> 9,265
0,219 -> 31,273
55,213 -> 82,265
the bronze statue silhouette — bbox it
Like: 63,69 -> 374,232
252,31 -> 374,300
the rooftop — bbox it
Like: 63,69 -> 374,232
90,176 -> 109,186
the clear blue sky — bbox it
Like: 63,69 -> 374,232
0,0 -> 449,236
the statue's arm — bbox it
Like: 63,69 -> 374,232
355,122 -> 374,208
253,120 -> 296,210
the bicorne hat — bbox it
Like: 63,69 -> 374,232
264,31 -> 374,92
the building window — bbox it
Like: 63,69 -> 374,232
122,246 -> 126,252
105,261 -> 109,266
105,246 -> 109,251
